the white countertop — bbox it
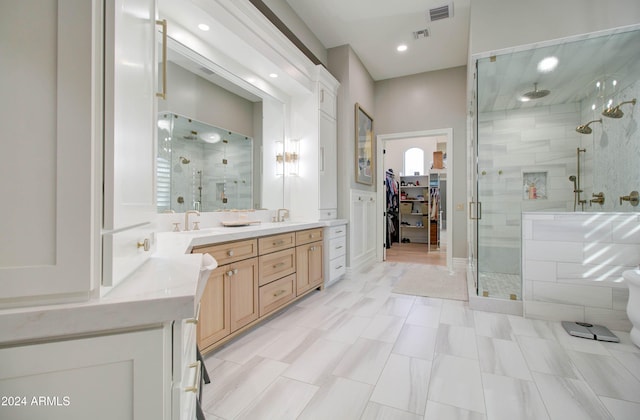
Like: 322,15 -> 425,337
156,220 -> 339,254
0,219 -> 347,345
0,254 -> 205,345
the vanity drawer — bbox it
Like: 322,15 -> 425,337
296,228 -> 324,246
192,239 -> 257,265
258,248 -> 296,286
259,273 -> 296,316
329,236 -> 346,258
327,225 -> 347,240
258,232 -> 295,255
329,255 -> 346,280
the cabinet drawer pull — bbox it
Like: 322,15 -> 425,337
185,360 -> 201,393
273,240 -> 285,246
273,262 -> 286,269
336,265 -> 343,269
273,289 -> 287,297
335,245 -> 343,250
227,250 -> 234,257
336,230 -> 343,234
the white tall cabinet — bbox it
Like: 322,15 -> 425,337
318,75 -> 339,219
102,0 -> 159,288
290,66 -> 339,221
0,0 -> 101,305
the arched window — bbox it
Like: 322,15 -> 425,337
404,147 -> 424,175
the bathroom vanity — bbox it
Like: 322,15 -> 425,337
0,0 -> 341,418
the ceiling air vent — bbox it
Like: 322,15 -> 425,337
413,28 -> 430,40
428,3 -> 453,22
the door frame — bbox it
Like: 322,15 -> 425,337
376,128 -> 453,271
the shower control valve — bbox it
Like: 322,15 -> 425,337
590,192 -> 605,206
620,191 -> 639,206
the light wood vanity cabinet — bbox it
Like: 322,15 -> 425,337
193,228 -> 324,352
192,240 -> 259,350
296,240 -> 324,295
196,267 -> 230,349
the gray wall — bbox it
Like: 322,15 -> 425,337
160,61 -> 256,138
327,45 -> 376,264
262,0 -> 328,65
328,45 -> 376,197
374,66 -> 468,259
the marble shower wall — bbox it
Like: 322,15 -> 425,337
478,104 -> 583,274
579,78 -> 640,211
522,212 -> 636,330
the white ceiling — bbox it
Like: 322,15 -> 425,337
284,0 -> 471,81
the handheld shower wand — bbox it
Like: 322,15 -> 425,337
569,175 -> 578,211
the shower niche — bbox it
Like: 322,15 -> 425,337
157,113 -> 254,213
522,172 -> 547,200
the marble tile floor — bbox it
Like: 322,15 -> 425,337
201,261 -> 640,420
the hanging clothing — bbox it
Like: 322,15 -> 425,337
385,169 -> 399,248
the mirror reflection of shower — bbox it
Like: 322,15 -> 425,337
191,169 -> 202,212
575,119 -> 602,134
570,148 -> 587,211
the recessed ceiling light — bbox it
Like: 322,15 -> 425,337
397,44 -> 408,52
198,23 -> 210,31
269,73 -> 278,78
537,56 -> 558,73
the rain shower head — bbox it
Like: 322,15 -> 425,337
521,82 -> 550,100
179,156 -> 190,164
575,119 -> 602,134
602,99 -> 636,118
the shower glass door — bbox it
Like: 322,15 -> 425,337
475,56 -> 522,301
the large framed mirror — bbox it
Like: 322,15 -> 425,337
156,37 -> 285,213
157,113 -> 255,212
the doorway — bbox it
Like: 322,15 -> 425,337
376,129 -> 453,271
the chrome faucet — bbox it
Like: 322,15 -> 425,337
184,210 -> 200,231
276,208 -> 289,222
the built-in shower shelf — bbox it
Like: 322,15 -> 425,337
523,171 -> 547,200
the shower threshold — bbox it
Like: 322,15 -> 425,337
561,321 -> 619,342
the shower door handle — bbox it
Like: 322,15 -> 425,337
469,201 -> 482,220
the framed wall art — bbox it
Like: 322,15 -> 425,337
355,103 -> 374,185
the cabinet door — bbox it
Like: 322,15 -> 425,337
103,0 -> 157,231
198,267 -> 230,349
229,257 -> 259,332
0,0 -> 100,304
0,328 -> 168,420
296,241 -> 324,295
319,111 -> 338,212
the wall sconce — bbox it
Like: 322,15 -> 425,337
275,141 -> 284,176
287,139 -> 300,176
275,139 -> 300,176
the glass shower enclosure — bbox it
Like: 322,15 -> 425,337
472,26 -> 640,301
